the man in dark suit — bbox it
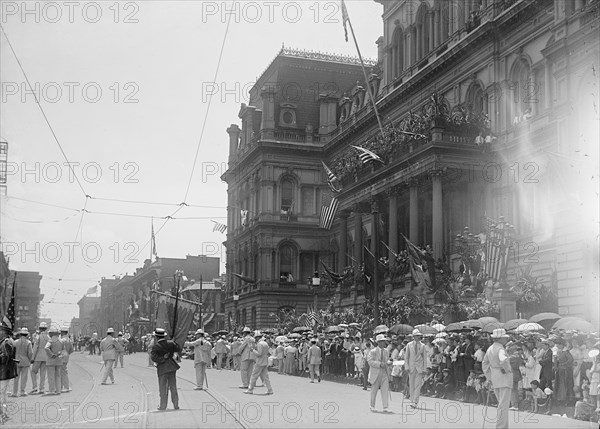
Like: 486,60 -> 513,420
150,328 -> 181,411
538,340 -> 553,390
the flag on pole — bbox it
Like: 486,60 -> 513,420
320,261 -> 344,283
2,273 -> 16,332
151,218 -> 158,259
212,220 -> 227,233
352,145 -> 384,164
341,0 -> 349,42
321,161 -> 342,193
86,284 -> 98,295
319,197 -> 339,230
402,234 -> 433,291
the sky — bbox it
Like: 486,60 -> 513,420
0,1 -> 383,327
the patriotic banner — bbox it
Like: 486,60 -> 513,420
212,220 -> 227,233
341,0 -> 349,42
152,290 -> 201,348
352,145 -> 384,164
481,216 -> 512,281
319,197 -> 339,230
86,284 -> 98,295
321,161 -> 342,193
320,261 -> 344,283
2,273 -> 16,331
402,235 -> 433,292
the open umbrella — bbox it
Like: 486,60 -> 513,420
435,332 -> 448,338
325,325 -> 342,333
515,322 -> 545,333
338,323 -> 349,329
552,317 -> 597,332
463,320 -> 483,330
287,333 -> 301,339
414,324 -> 437,335
529,312 -> 561,323
504,318 -> 529,331
481,321 -> 504,333
478,316 -> 499,324
262,328 -> 278,334
275,335 -> 288,343
389,324 -> 413,335
212,330 -> 228,336
431,323 -> 446,332
373,325 -> 389,335
348,322 -> 360,328
292,326 -> 312,333
446,322 -> 468,332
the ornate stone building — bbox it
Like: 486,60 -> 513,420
224,0 -> 599,327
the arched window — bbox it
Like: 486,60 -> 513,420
280,178 -> 294,213
416,4 -> 430,61
391,27 -> 404,78
466,83 -> 486,115
279,243 -> 296,282
511,58 -> 534,124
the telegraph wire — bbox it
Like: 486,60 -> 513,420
182,0 -> 234,202
0,25 -> 88,199
0,210 -> 80,224
59,197 -> 89,280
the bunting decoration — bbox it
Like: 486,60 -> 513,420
352,145 -> 384,164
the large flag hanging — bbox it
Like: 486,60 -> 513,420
153,290 -> 200,348
321,161 -> 342,193
212,220 -> 227,233
481,216 -> 511,281
2,273 -> 16,332
402,234 -> 433,292
319,196 -> 339,230
341,0 -> 349,42
303,305 -> 319,328
86,284 -> 98,295
352,145 -> 384,164
151,218 -> 158,259
240,209 -> 248,228
232,273 -> 256,284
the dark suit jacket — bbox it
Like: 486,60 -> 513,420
539,348 -> 554,381
151,338 -> 181,377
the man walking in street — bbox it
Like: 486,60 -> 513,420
59,327 -> 73,392
404,329 -> 428,409
11,327 -> 32,397
482,328 -> 513,429
367,334 -> 392,413
30,322 -> 49,395
238,328 -> 255,389
231,337 -> 241,371
99,328 -> 117,384
150,328 -> 181,411
307,338 -> 322,383
244,331 -> 273,395
44,326 -> 64,395
214,336 -> 227,370
184,329 -> 211,390
114,332 -> 128,369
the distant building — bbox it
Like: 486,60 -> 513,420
14,271 -> 43,332
99,277 -> 122,333
76,296 -> 101,337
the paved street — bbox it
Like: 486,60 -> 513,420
1,352 -> 596,428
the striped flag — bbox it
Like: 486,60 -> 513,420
341,0 -> 349,42
352,145 -> 384,164
212,220 -> 227,233
2,273 -> 16,332
319,197 -> 339,230
481,216 -> 512,281
402,234 -> 433,291
304,305 -> 320,327
321,161 -> 341,193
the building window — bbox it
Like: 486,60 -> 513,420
467,83 -> 486,115
281,179 -> 294,213
251,307 -> 256,328
511,58 -> 534,124
279,243 -> 296,282
391,27 -> 404,78
301,188 -> 314,215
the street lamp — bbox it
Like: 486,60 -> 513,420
233,294 -> 240,329
309,271 -> 320,312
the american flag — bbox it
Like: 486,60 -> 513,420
151,218 -> 158,258
321,161 -> 341,193
3,273 -> 16,331
341,0 -> 349,42
212,220 -> 227,233
352,145 -> 384,164
319,196 -> 339,230
304,305 -> 319,328
402,235 -> 433,291
481,216 -> 512,281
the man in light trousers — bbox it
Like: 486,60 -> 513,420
100,328 -> 117,384
307,339 -> 322,383
238,328 -> 255,389
404,328 -> 428,408
11,328 -> 32,397
482,328 -> 513,429
60,327 -> 73,392
244,331 -> 273,395
30,322 -> 49,394
184,329 -> 212,390
367,334 -> 392,412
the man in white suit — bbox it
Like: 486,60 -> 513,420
482,328 -> 513,429
367,334 -> 392,413
404,329 -> 428,408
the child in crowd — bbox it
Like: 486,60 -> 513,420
422,367 -> 435,396
525,380 -> 547,413
435,368 -> 455,399
464,370 -> 478,403
353,347 -> 363,381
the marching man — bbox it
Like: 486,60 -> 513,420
404,329 -> 428,409
184,329 -> 212,390
244,331 -> 273,395
100,328 -> 117,384
44,326 -> 65,395
307,338 -> 322,383
367,334 -> 392,413
482,328 -> 513,429
238,328 -> 255,389
60,327 -> 73,392
114,332 -> 128,368
30,322 -> 49,395
11,328 -> 32,397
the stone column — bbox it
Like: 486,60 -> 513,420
432,171 -> 443,260
354,207 -> 363,267
226,124 -> 241,162
492,287 -> 517,322
433,8 -> 440,48
339,211 -> 349,269
409,182 -> 419,243
428,11 -> 435,52
388,194 -> 398,258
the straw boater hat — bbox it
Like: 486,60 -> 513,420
490,328 -> 509,339
154,328 -> 167,337
412,329 -> 423,337
107,328 -> 115,335
195,329 -> 205,336
375,334 -> 388,343
20,327 -> 29,335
